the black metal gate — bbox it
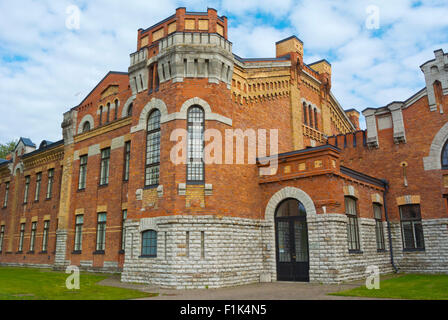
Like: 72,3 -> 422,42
275,199 -> 309,282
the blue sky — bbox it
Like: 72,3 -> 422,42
1,0 -> 448,145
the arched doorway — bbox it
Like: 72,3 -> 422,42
275,198 -> 309,282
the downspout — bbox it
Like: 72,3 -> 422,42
381,179 -> 398,273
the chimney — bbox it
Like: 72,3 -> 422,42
345,109 -> 360,130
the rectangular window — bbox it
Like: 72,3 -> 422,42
74,215 -> 83,252
96,213 -> 107,251
141,230 -> 157,257
374,204 -> 385,251
24,176 -> 30,204
100,148 -> 110,186
400,204 -> 425,250
46,169 -> 54,199
121,210 -> 127,251
124,142 -> 131,181
35,172 -> 42,201
345,197 -> 361,252
30,222 -> 37,252
78,155 -> 88,190
145,111 -> 161,187
18,223 -> 25,252
42,220 -> 50,252
3,182 -> 9,208
0,225 -> 5,253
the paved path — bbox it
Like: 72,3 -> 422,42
98,276 -> 390,300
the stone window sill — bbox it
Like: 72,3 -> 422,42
93,250 -> 105,255
71,250 -> 82,255
139,255 -> 157,259
403,248 -> 425,252
348,250 -> 363,254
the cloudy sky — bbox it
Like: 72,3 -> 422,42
1,0 -> 447,145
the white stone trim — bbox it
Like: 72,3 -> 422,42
423,121 -> 448,170
121,95 -> 136,118
166,97 -> 232,126
265,186 -> 317,222
131,98 -> 169,133
131,97 -> 232,133
77,114 -> 95,134
301,98 -> 320,113
139,218 -> 159,232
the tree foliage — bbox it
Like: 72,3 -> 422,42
0,140 -> 17,159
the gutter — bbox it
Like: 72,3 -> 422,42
381,179 -> 399,273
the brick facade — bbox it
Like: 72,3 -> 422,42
1,8 -> 447,288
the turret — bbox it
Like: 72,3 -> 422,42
420,49 -> 448,112
129,8 -> 234,95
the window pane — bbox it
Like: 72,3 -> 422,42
402,221 -> 415,249
442,140 -> 448,168
142,230 -> 157,256
414,222 -> 425,249
400,204 -> 421,220
345,197 -> 357,216
187,106 -> 204,183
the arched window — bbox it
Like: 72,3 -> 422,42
82,121 -> 91,133
314,108 -> 318,130
187,106 -> 205,183
127,103 -> 133,117
106,103 -> 111,123
141,230 -> 157,257
114,100 -> 119,120
442,139 -> 448,169
145,109 -> 161,187
99,106 -> 103,126
308,105 -> 313,129
303,102 -> 307,125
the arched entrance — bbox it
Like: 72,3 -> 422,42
275,198 -> 309,282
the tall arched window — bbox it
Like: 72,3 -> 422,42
114,100 -> 119,120
187,106 -> 205,183
303,102 -> 307,125
308,105 -> 313,129
141,230 -> 157,257
106,103 -> 111,123
145,109 -> 161,187
127,103 -> 133,117
82,121 -> 91,133
442,139 -> 448,169
314,108 -> 318,130
99,106 -> 103,126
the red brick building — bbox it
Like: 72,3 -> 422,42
0,8 -> 447,288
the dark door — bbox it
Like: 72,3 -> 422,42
275,199 -> 309,282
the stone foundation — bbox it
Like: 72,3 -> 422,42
121,213 -> 395,288
391,218 -> 448,273
121,216 -> 271,289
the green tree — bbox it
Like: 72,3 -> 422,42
0,140 -> 17,159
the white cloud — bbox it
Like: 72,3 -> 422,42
0,0 -> 447,146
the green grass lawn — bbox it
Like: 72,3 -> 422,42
0,267 -> 155,300
331,274 -> 448,300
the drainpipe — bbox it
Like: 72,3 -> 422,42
381,179 -> 398,273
